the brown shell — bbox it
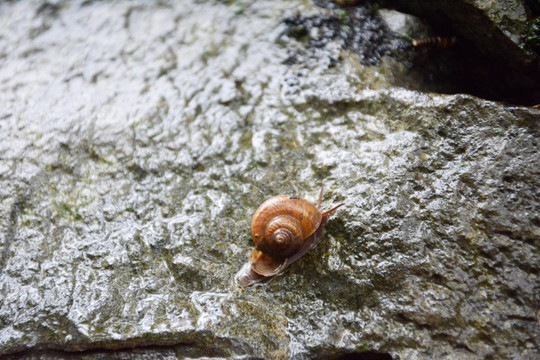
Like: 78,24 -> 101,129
251,195 -> 322,260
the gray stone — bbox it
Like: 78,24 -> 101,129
0,1 -> 538,360
377,9 -> 429,39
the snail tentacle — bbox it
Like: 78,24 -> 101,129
322,203 -> 344,217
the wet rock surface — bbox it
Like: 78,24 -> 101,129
0,1 -> 539,359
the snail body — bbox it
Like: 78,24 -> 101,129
237,187 -> 343,287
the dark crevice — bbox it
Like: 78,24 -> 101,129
334,351 -> 393,360
0,341 -> 260,360
0,331 -> 258,359
370,0 -> 540,105
400,34 -> 540,106
285,1 -> 540,106
311,349 -> 394,360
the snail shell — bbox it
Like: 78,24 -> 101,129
236,187 -> 343,287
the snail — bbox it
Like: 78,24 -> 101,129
236,187 -> 343,287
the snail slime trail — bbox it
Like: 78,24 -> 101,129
236,187 -> 343,287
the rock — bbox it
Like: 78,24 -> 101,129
377,9 -> 429,39
0,1 -> 538,360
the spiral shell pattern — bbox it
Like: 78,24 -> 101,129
261,215 -> 303,259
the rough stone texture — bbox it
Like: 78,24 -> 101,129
0,1 -> 539,360
469,0 -> 529,43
